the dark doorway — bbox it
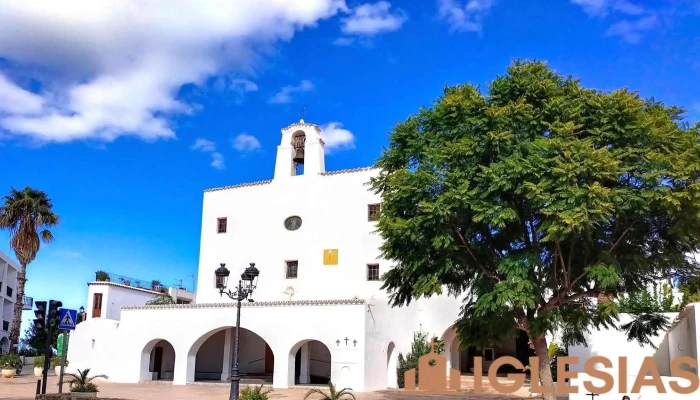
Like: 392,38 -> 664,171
153,347 -> 163,380
515,331 -> 535,369
265,344 -> 274,374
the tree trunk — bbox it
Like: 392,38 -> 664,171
9,264 -> 27,354
531,334 -> 556,400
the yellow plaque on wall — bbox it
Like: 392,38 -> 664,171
323,249 -> 338,265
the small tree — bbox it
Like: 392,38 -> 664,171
20,320 -> 60,354
371,60 -> 700,400
146,293 -> 176,305
396,331 -> 444,388
619,283 -> 678,313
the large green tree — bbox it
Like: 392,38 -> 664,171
0,187 -> 59,354
371,60 -> 700,399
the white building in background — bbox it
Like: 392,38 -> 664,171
68,120 -> 483,391
0,249 -> 21,353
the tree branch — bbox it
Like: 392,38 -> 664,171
571,218 -> 639,289
453,227 -> 500,281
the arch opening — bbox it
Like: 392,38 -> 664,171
288,339 -> 331,386
440,325 -> 533,375
190,327 -> 274,384
387,342 -> 397,388
140,339 -> 175,381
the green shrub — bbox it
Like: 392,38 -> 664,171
34,356 -> 46,368
396,331 -> 444,388
64,368 -> 108,393
239,384 -> 273,400
51,356 -> 69,368
0,354 -> 20,369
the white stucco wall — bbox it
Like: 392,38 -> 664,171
88,283 -> 159,320
568,312 -> 679,375
196,166 -> 386,305
67,300 -> 370,390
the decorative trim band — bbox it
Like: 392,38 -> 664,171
203,167 -> 378,192
282,121 -> 321,134
204,180 -> 273,193
122,298 -> 366,310
88,281 -> 162,295
320,166 -> 378,176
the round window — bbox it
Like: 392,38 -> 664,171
284,216 -> 302,231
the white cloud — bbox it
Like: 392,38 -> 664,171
55,250 -> 81,258
0,1 -> 347,144
210,152 -> 226,170
438,0 -> 497,33
269,80 -> 315,104
191,138 -> 216,152
191,138 -> 225,169
332,37 -> 356,46
0,73 -> 45,115
605,14 -> 658,43
320,122 -> 355,153
232,133 -> 261,152
572,0 -> 656,43
572,0 -> 644,17
341,2 -> 407,35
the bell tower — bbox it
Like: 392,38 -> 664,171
274,120 -> 325,179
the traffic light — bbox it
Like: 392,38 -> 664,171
34,301 -> 47,331
48,300 -> 63,327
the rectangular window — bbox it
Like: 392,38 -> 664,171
217,218 -> 227,233
92,293 -> 103,318
286,261 -> 298,279
6,286 -> 13,297
176,299 -> 190,305
368,204 -> 381,221
2,320 -> 9,331
367,264 -> 380,281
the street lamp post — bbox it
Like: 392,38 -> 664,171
215,262 -> 260,400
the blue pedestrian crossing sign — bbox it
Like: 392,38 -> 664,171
58,308 -> 77,330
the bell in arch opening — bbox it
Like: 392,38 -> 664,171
292,132 -> 306,165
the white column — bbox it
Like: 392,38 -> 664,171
221,328 -> 233,381
173,352 -> 191,385
299,343 -> 310,384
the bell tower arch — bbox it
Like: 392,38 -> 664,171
274,120 -> 325,179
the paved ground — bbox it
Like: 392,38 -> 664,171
1,369 -> 538,400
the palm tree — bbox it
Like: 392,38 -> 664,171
64,368 -> 109,392
0,187 -> 59,354
304,382 -> 355,400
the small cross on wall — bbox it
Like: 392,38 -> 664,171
353,339 -> 357,347
586,393 -> 600,400
428,338 -> 438,352
336,339 -> 340,346
344,337 -> 349,346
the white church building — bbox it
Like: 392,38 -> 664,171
68,119 -> 700,397
68,120 -> 474,391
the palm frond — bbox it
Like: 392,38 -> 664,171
303,388 -> 329,400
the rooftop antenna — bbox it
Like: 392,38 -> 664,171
174,278 -> 184,290
186,274 -> 196,292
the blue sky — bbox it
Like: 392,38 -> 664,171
1,0 -> 699,332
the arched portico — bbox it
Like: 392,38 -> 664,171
187,327 -> 274,383
0,336 -> 9,353
140,339 -> 176,381
287,339 -> 331,386
440,325 -> 533,374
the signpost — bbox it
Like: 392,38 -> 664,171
57,308 -> 77,394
